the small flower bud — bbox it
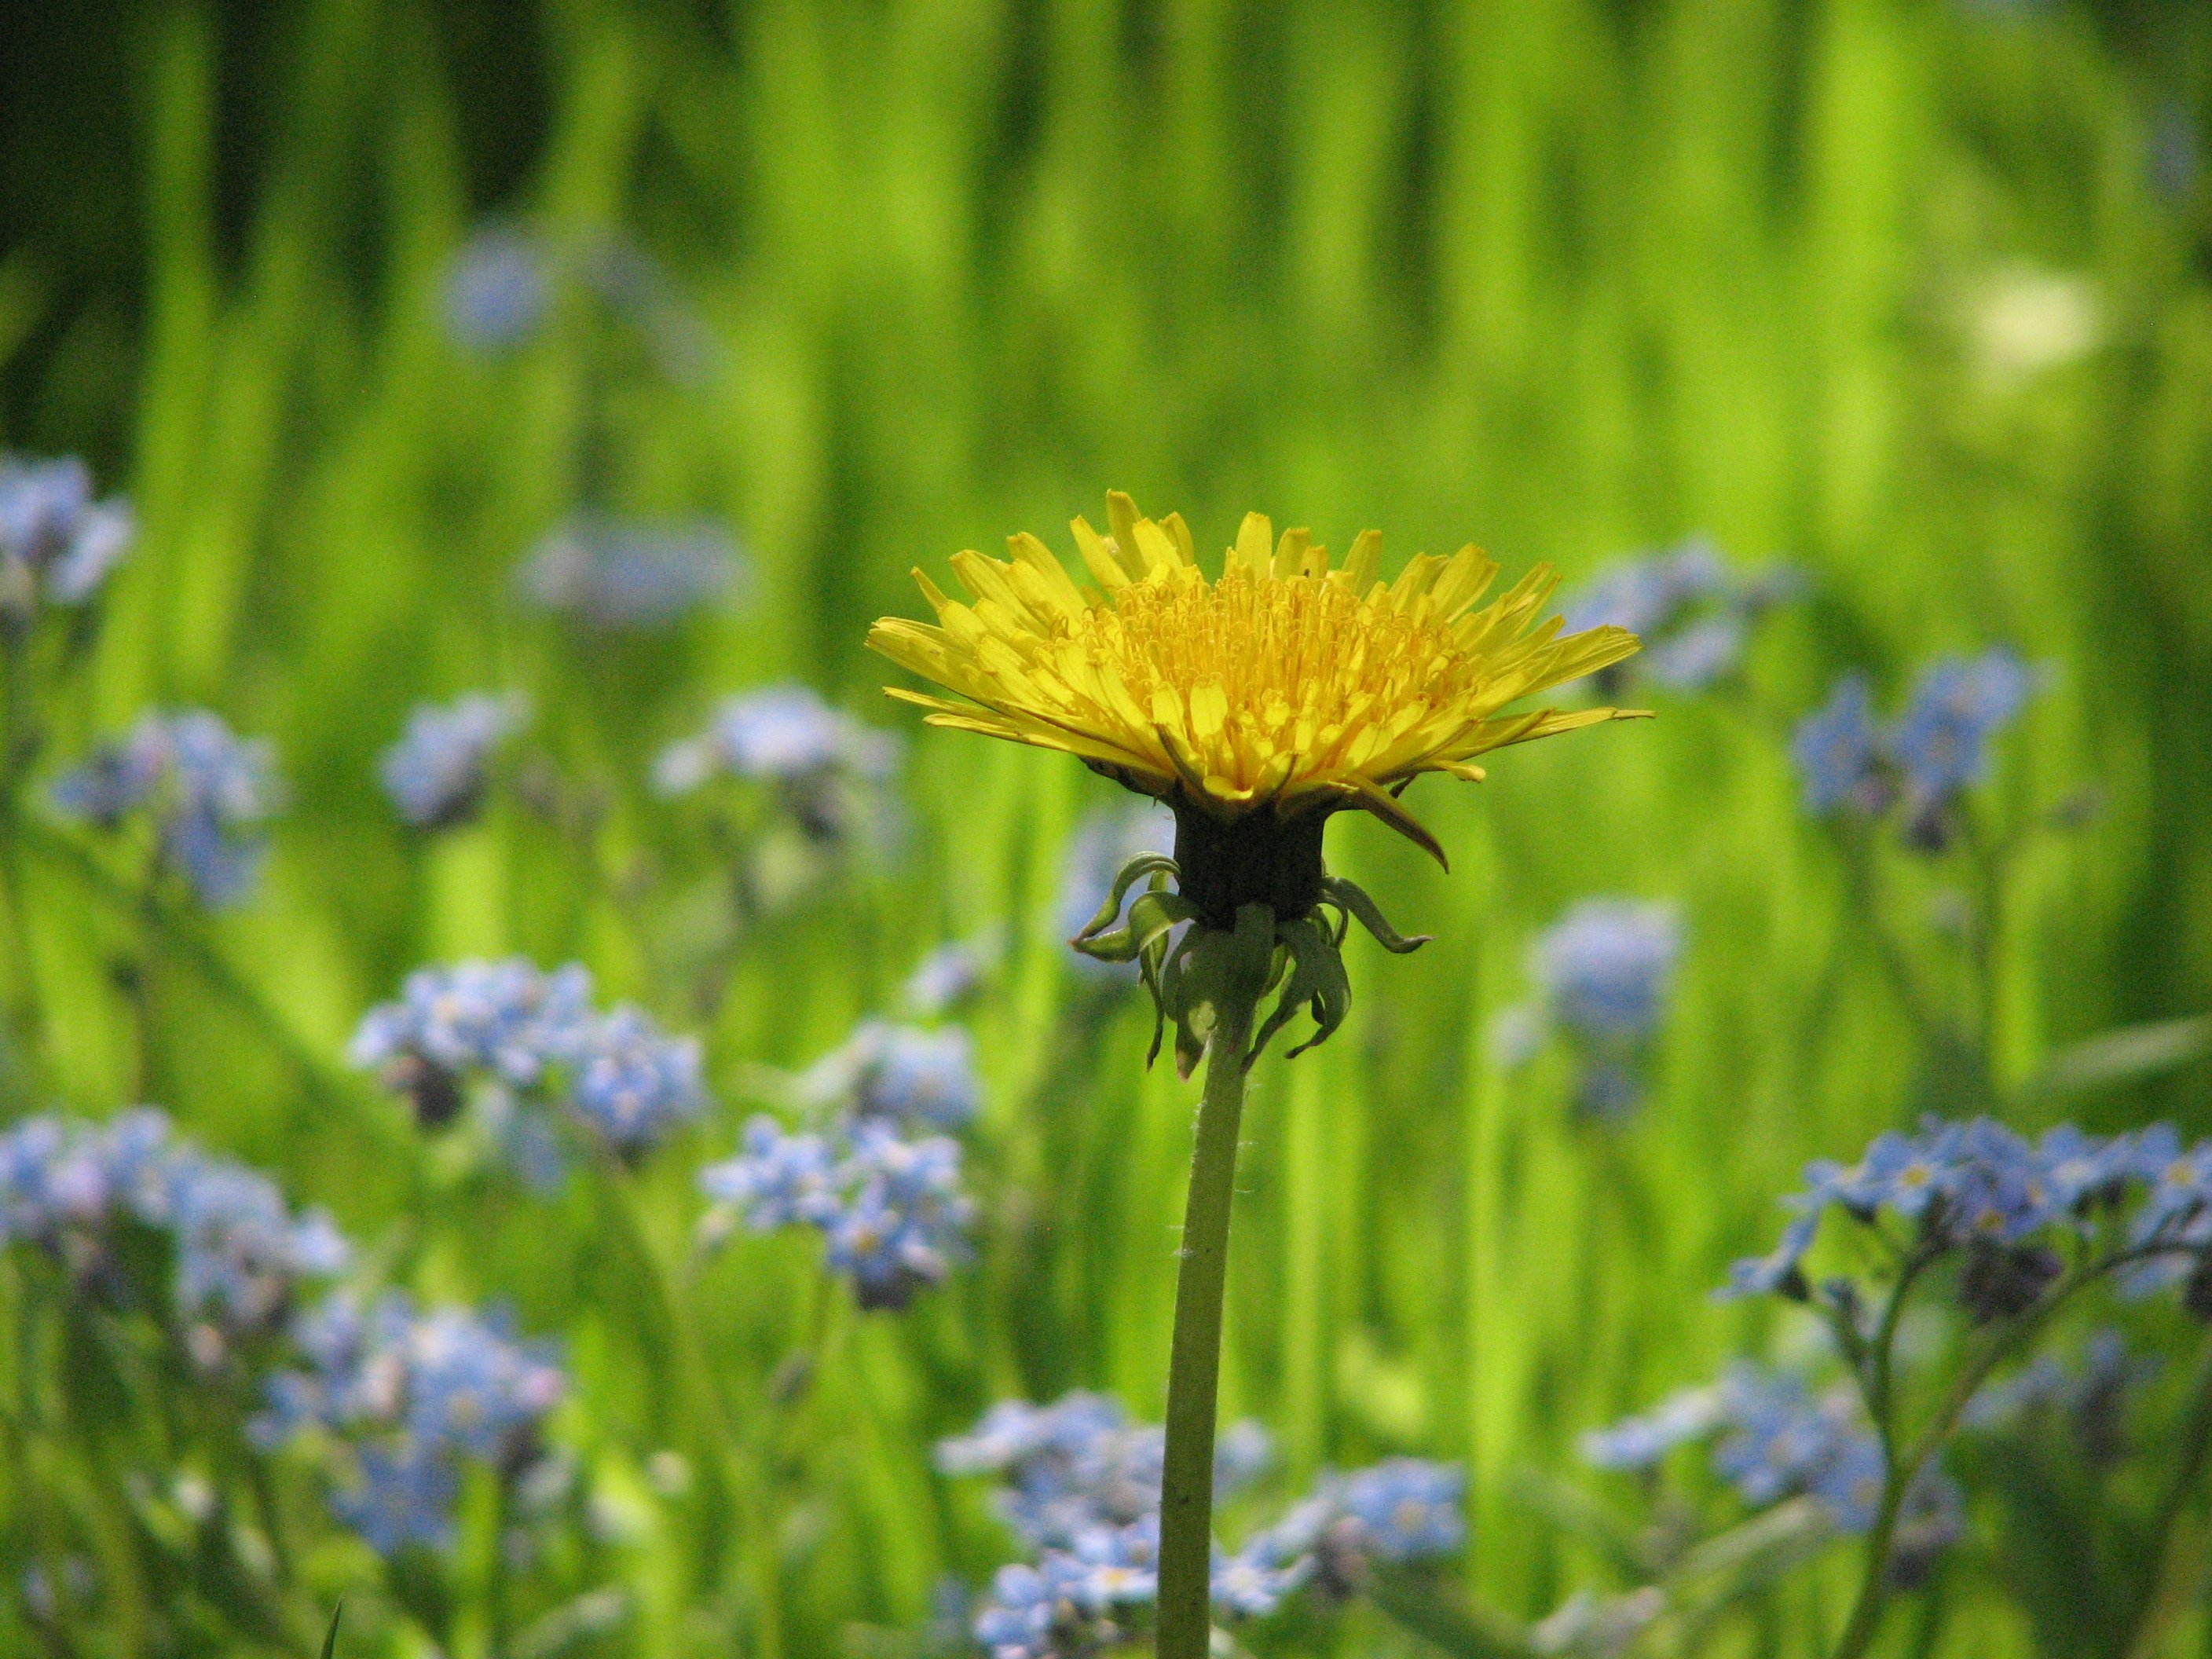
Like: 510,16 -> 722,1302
383,1052 -> 465,1130
1959,1240 -> 2062,1324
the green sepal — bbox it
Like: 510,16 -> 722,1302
1110,856 -> 1430,1073
1071,852 -> 1181,954
1139,901 -> 1203,1067
1078,887 -> 1199,964
1151,904 -> 1275,1078
1269,916 -> 1353,1061
1320,874 -> 1432,954
1162,927 -> 1230,1079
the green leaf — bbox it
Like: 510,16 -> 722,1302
2019,1014 -> 2212,1102
321,1598 -> 346,1659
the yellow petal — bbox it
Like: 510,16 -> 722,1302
1160,512 -> 1198,567
1070,515 -> 1131,591
1106,493 -> 1146,570
1133,518 -> 1184,572
1007,531 -> 1088,620
1188,680 -> 1229,742
1336,529 -> 1382,594
1234,513 -> 1273,575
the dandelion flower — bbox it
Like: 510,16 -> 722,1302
869,493 -> 1643,921
872,501 -> 1654,1659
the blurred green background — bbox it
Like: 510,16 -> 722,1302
4,0 -> 2212,1654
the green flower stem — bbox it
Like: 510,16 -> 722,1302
594,1156 -> 782,1659
0,641 -> 44,1055
2120,1331 -> 2212,1654
1837,829 -> 1980,1096
1864,1252 -> 1935,1441
0,811 -> 41,1059
1829,1248 -> 2159,1659
1155,908 -> 1271,1659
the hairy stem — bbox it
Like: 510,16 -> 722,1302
1155,944 -> 1265,1659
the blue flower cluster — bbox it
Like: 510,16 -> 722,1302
350,958 -> 705,1163
903,932 -> 1002,1018
1581,1362 -> 1961,1553
255,1290 -> 566,1555
1327,1459 -> 1470,1562
0,1110 -> 346,1347
1719,1115 -> 2212,1315
936,1392 -> 1174,1549
350,958 -> 593,1095
1497,897 -> 1682,1119
656,684 -> 898,793
566,1004 -> 709,1151
1793,649 -> 2041,847
940,1392 -> 1464,1659
378,691 -> 528,830
442,224 -> 712,378
49,709 -> 284,905
701,1117 -> 973,1309
444,227 -> 551,353
1961,1327 -> 2155,1468
795,1019 -> 980,1130
519,513 -> 743,630
0,453 -> 134,621
699,1020 -> 980,1309
650,681 -> 902,862
1560,536 -> 1799,694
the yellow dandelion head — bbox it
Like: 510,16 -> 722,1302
872,489 -> 1644,845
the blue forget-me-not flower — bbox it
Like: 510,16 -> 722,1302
350,958 -> 594,1101
1496,898 -> 1683,1121
0,1110 -> 347,1366
796,1018 -> 980,1131
943,1390 -> 1459,1649
1561,536 -> 1800,694
1792,648 -> 2043,849
378,691 -> 528,830
521,513 -> 742,630
902,932 -> 1003,1017
654,682 -> 902,859
351,958 -> 706,1166
258,1289 -> 565,1557
443,227 -> 551,353
698,1013 -> 983,1307
1719,1115 -> 2212,1322
50,710 -> 284,906
0,454 -> 133,621
1584,1361 -> 1959,1549
566,1005 -> 705,1152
